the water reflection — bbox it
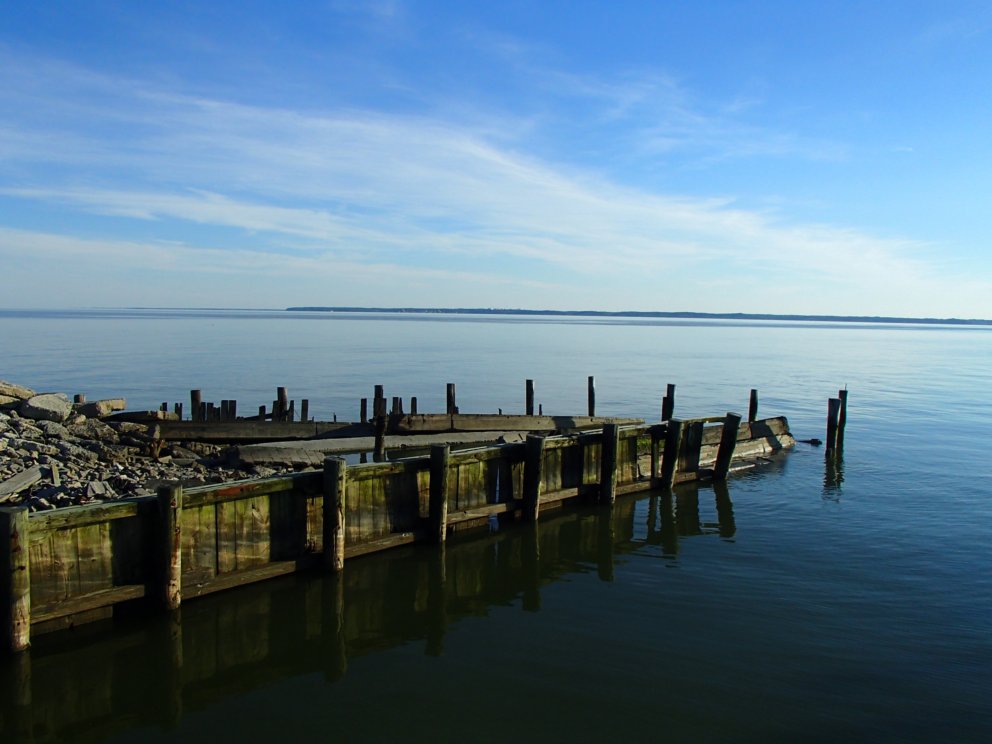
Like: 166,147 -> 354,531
824,451 -> 845,499
641,484 -> 736,559
0,489 -> 740,742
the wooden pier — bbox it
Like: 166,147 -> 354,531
0,412 -> 794,653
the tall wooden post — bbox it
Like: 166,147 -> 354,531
277,387 -> 289,421
373,385 -> 385,418
661,384 -> 675,421
587,376 -> 596,417
1,507 -> 31,653
523,436 -> 546,522
660,418 -> 683,488
323,457 -> 347,572
373,416 -> 387,461
826,398 -> 841,453
446,383 -> 457,415
220,400 -> 230,421
410,397 -> 418,415
360,398 -> 368,424
300,399 -> 309,423
258,404 -> 266,421
748,389 -> 759,422
525,379 -> 535,416
650,424 -> 662,483
190,389 -> 202,422
600,424 -> 620,505
713,412 -> 743,480
429,446 -> 450,543
156,485 -> 182,611
837,389 -> 848,449
391,396 -> 401,415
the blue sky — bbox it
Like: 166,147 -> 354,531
2,1 -> 990,317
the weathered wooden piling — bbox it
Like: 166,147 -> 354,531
0,507 -> 30,653
837,389 -> 848,449
323,457 -> 347,571
446,383 -> 457,415
749,389 -> 759,422
300,399 -> 309,423
429,446 -> 450,542
391,396 -> 402,415
277,388 -> 289,421
373,416 -> 387,461
360,398 -> 368,424
258,405 -> 266,421
410,397 -> 418,415
156,485 -> 182,611
523,435 -> 546,521
662,383 -> 676,421
526,379 -> 535,416
660,418 -> 684,488
73,394 -> 86,404
826,397 -> 842,453
587,376 -> 596,416
600,423 -> 620,505
373,385 -> 385,418
190,390 -> 202,422
650,425 -> 662,483
713,412 -> 743,480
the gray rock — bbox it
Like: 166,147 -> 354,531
20,393 -> 73,423
0,394 -> 21,410
37,420 -> 70,439
0,380 -> 35,399
75,399 -> 126,418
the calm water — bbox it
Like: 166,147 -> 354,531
1,309 -> 991,742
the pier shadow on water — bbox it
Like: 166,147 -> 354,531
0,486 -> 737,743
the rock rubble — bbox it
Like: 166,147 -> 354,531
0,380 -> 292,511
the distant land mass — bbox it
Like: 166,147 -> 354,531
286,307 -> 992,326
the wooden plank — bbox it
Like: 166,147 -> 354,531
215,499 -> 237,574
29,499 -> 145,532
448,501 -> 515,525
181,503 -> 217,585
344,532 -> 420,558
74,522 -> 111,597
38,527 -> 79,609
234,495 -> 270,571
0,466 -> 43,502
393,413 -> 643,434
182,559 -> 310,600
31,584 -> 146,625
183,475 -> 302,509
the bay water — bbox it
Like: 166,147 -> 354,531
1,309 -> 990,742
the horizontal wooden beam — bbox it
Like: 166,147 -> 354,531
31,584 -> 146,625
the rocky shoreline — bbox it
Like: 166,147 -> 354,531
0,380 -> 298,511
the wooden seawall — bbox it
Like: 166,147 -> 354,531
0,416 -> 793,652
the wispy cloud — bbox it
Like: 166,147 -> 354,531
0,48 -> 984,315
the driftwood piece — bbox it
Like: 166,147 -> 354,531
0,466 -> 43,503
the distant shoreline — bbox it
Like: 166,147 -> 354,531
286,306 -> 992,327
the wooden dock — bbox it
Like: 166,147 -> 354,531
0,412 -> 794,653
